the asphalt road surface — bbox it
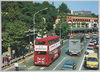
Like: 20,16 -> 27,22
3,38 -> 99,71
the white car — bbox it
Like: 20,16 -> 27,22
96,43 -> 99,48
96,40 -> 99,48
92,39 -> 97,44
85,34 -> 90,39
89,41 -> 95,45
85,47 -> 95,58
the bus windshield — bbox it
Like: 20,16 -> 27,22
36,51 -> 46,55
37,41 -> 46,45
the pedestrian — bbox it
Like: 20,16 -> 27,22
14,61 -> 19,71
2,57 -> 5,64
4,55 -> 8,61
8,55 -> 11,65
6,57 -> 10,66
11,54 -> 14,60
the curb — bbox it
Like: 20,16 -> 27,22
2,53 -> 34,70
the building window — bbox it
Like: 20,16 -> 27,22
89,19 -> 90,21
87,19 -> 88,22
82,24 -> 84,27
78,19 -> 79,21
72,24 -> 76,27
76,19 -> 77,21
73,19 -> 75,21
94,24 -> 97,27
77,24 -> 80,28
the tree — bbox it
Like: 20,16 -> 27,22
34,1 -> 57,38
58,2 -> 71,13
55,22 -> 70,38
2,20 -> 28,56
2,2 -> 28,55
91,13 -> 98,18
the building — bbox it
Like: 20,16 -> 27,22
67,16 -> 98,32
71,10 -> 91,15
54,15 -> 98,33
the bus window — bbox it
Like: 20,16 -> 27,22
37,41 -> 46,45
36,51 -> 46,55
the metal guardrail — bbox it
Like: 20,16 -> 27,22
2,51 -> 34,68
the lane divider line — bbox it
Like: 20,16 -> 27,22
40,67 -> 45,71
53,57 -> 65,70
61,45 -> 67,49
79,55 -> 85,71
28,66 -> 35,70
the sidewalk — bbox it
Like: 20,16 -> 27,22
2,39 -> 68,70
1,51 -> 34,70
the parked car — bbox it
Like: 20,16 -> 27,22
61,61 -> 76,70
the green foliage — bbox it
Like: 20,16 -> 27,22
91,13 -> 98,18
55,22 -> 70,38
58,2 -> 71,13
2,20 -> 28,49
1,1 -> 71,53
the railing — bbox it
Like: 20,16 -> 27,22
2,51 -> 34,68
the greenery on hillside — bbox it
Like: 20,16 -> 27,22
1,1 -> 98,56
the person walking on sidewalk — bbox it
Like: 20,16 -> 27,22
14,61 -> 19,71
2,57 -> 5,64
4,55 -> 8,61
23,55 -> 26,67
7,57 -> 10,66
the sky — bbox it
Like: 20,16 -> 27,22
34,1 -> 98,15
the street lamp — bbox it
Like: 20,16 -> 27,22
60,22 -> 66,39
33,8 -> 48,45
71,22 -> 72,35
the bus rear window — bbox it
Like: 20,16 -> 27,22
36,51 -> 46,55
37,41 -> 46,45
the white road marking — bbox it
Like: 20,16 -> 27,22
53,57 -> 65,70
79,55 -> 85,71
61,45 -> 66,49
40,67 -> 45,70
28,66 -> 35,70
3,55 -> 34,71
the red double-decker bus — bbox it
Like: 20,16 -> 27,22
34,36 -> 61,66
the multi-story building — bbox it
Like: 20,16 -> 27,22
71,10 -> 91,15
54,16 -> 98,33
67,16 -> 98,32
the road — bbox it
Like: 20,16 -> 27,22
3,38 -> 99,71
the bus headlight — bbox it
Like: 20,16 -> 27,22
37,61 -> 40,63
42,61 -> 45,64
37,57 -> 41,60
42,57 -> 45,60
